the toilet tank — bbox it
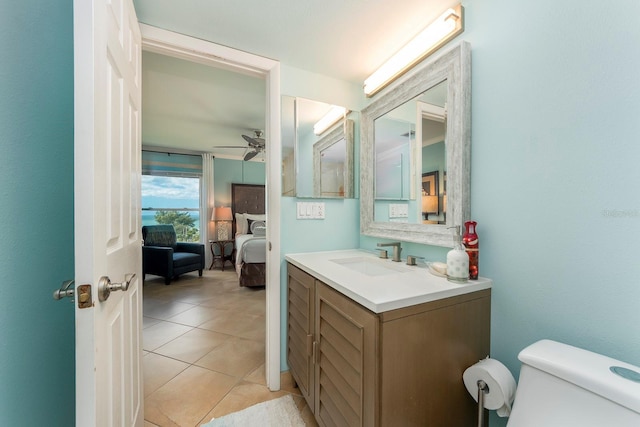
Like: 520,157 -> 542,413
507,339 -> 640,427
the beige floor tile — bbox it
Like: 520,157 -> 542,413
145,365 -> 237,427
235,318 -> 265,342
143,321 -> 193,351
196,293 -> 245,310
143,316 -> 162,329
143,353 -> 189,397
280,370 -> 302,396
195,337 -> 264,378
154,328 -> 231,364
243,364 -> 266,386
198,310 -> 263,338
226,293 -> 266,317
202,381 -> 289,420
144,420 -> 161,427
144,300 -> 197,321
143,295 -> 171,306
166,305 -> 220,327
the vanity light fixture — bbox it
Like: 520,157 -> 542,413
313,105 -> 349,135
363,4 -> 463,97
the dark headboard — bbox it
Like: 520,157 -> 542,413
231,183 -> 265,235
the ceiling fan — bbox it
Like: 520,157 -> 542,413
216,130 -> 265,161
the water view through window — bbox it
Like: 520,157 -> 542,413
142,175 -> 201,242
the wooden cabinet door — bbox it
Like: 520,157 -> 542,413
315,282 -> 379,427
287,265 -> 316,409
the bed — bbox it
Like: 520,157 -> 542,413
231,183 -> 266,287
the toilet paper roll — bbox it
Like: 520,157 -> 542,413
463,358 -> 517,417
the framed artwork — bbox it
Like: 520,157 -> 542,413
422,171 -> 439,196
421,171 -> 440,215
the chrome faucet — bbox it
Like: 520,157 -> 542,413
377,241 -> 402,262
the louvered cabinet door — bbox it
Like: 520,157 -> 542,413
287,264 -> 316,409
315,281 -> 379,427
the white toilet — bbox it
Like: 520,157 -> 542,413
506,339 -> 640,426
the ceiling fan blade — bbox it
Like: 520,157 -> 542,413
243,150 -> 259,161
215,145 -> 246,149
242,134 -> 265,147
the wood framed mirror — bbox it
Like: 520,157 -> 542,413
360,41 -> 471,247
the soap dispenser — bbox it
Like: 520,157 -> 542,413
447,226 -> 469,283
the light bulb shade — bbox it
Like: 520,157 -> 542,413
364,5 -> 463,97
211,206 -> 232,222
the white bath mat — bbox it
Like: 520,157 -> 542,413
201,394 -> 305,427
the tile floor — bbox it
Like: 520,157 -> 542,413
142,269 -> 317,427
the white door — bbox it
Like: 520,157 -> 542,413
74,0 -> 143,425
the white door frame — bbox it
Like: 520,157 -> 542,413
140,25 -> 282,390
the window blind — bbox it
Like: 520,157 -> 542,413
142,151 -> 203,176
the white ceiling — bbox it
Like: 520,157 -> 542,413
135,0 -> 458,157
141,51 -> 266,157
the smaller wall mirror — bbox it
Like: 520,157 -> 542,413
281,96 -> 356,198
313,119 -> 354,198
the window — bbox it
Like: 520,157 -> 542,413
141,151 -> 203,243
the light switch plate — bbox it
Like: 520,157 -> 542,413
297,202 -> 325,219
389,203 -> 408,218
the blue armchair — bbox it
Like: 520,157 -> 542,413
142,225 -> 205,285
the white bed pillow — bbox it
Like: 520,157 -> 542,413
235,213 -> 246,234
235,213 -> 265,235
250,220 -> 266,236
245,213 -> 265,221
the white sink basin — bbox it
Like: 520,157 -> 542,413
330,257 -> 409,276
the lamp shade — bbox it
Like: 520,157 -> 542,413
211,206 -> 232,222
422,195 -> 439,214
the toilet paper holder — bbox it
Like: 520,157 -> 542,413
477,380 -> 489,427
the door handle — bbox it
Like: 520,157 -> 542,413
53,280 -> 75,301
98,273 -> 136,302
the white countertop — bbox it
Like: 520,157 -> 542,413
285,249 -> 492,313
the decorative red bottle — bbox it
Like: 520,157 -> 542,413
463,221 -> 479,280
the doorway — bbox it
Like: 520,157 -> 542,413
139,25 -> 282,392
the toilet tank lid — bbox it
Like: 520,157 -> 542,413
518,339 -> 640,415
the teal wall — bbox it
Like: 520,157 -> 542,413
213,158 -> 266,207
0,1 -> 75,426
463,3 -> 640,424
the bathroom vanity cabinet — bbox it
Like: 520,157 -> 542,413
287,262 -> 491,427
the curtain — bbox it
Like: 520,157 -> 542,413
201,153 -> 215,268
